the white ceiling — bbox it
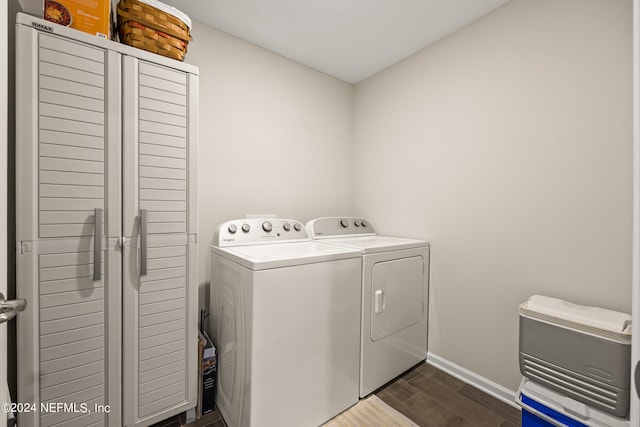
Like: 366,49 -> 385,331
163,0 -> 510,84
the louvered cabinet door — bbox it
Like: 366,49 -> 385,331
122,57 -> 198,427
16,27 -> 122,427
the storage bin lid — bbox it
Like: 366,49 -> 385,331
519,295 -> 631,343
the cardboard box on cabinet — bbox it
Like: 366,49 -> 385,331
43,0 -> 111,39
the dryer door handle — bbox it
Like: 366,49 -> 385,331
374,290 -> 385,314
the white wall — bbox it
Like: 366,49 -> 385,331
184,22 -> 354,314
1,2 -> 8,424
16,0 -> 38,16
352,0 -> 633,391
632,0 -> 640,421
2,2 -> 7,299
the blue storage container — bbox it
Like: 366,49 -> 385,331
522,409 -> 555,427
521,394 -> 586,427
517,378 -> 629,427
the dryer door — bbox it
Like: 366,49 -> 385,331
370,256 -> 424,341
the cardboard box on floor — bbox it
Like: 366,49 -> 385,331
44,0 -> 111,38
198,331 -> 216,417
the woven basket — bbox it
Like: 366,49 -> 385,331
117,0 -> 191,61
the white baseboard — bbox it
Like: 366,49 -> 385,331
426,352 -> 520,410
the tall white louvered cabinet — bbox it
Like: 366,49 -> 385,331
14,13 -> 198,427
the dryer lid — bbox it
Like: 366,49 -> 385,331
318,235 -> 428,254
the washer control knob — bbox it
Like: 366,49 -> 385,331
242,223 -> 250,233
340,219 -> 349,228
293,223 -> 302,232
283,222 -> 291,231
361,220 -> 367,227
262,221 -> 273,232
354,221 -> 360,227
228,224 -> 237,234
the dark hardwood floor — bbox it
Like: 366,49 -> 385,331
152,362 -> 521,427
150,409 -> 224,427
376,362 -> 520,427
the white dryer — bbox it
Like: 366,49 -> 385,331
306,217 -> 430,397
210,218 -> 362,427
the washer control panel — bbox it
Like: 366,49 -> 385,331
306,217 -> 375,239
214,218 -> 307,246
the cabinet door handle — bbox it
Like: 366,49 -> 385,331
140,209 -> 147,276
0,292 -> 26,324
93,208 -> 103,281
635,360 -> 640,399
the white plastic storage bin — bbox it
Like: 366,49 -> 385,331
519,295 -> 632,417
517,378 -> 629,427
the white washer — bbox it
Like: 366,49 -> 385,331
210,218 -> 362,427
306,217 -> 430,397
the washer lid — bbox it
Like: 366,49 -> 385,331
319,235 -> 428,254
211,241 -> 361,270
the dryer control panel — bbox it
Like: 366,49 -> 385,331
214,218 -> 308,246
306,217 -> 375,239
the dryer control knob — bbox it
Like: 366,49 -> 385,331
354,221 -> 360,227
242,223 -> 250,233
340,219 -> 349,228
293,223 -> 302,232
228,224 -> 237,234
283,222 -> 291,231
361,220 -> 367,227
262,221 -> 273,232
